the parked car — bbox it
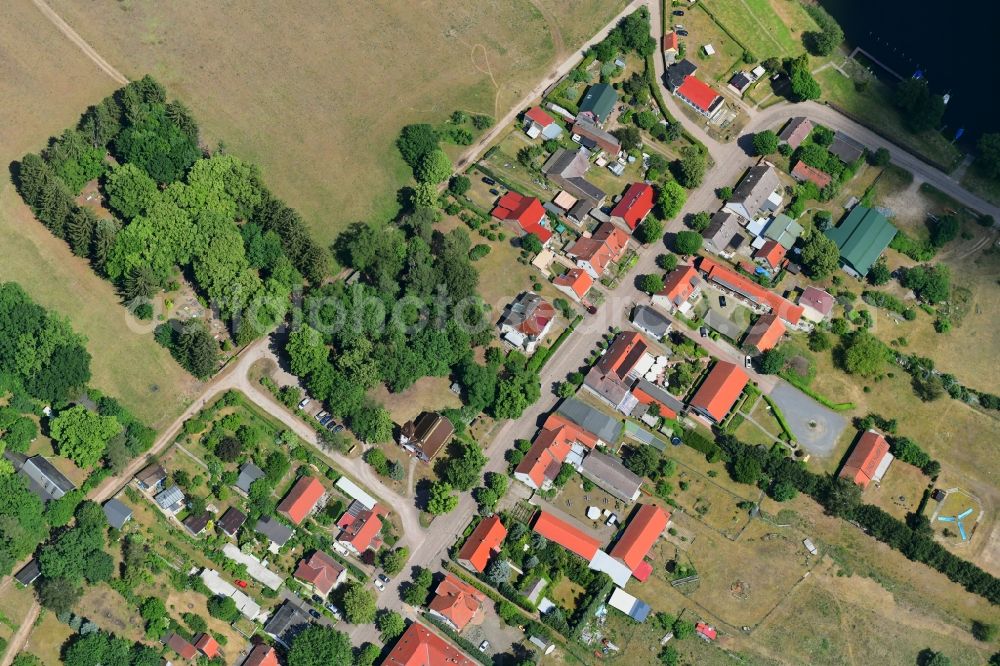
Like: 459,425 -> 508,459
482,177 -> 496,185
308,608 -> 321,619
234,580 -> 248,589
478,640 -> 491,653
745,355 -> 752,369
719,295 -> 727,307
330,423 -> 344,433
374,577 -> 386,591
319,415 -> 332,426
298,398 -> 310,410
489,188 -> 500,195
699,326 -> 708,338
586,305 -> 598,315
325,604 -> 342,620
677,29 -> 689,36
378,574 -> 390,585
673,9 -> 685,15
311,594 -> 323,604
674,24 -> 684,30
315,410 -> 328,421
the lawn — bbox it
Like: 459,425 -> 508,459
24,610 -> 74,666
0,584 -> 35,643
44,0 -> 629,245
76,585 -> 145,644
549,577 -> 586,611
864,460 -> 929,521
369,376 -> 462,427
670,459 -> 757,538
960,163 -> 1000,207
681,4 -> 746,83
701,0 -> 818,61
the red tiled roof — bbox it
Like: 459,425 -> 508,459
570,222 -> 629,276
242,645 -> 278,666
194,634 -> 219,659
525,106 -> 555,127
799,286 -> 834,316
596,331 -> 648,379
492,192 -> 551,243
696,622 -> 718,640
657,264 -> 699,305
337,508 -> 383,552
696,257 -> 804,325
663,31 -> 679,51
609,504 -> 670,574
428,574 -> 486,631
277,476 -> 325,525
744,313 -> 786,352
514,414 -> 599,489
382,622 -> 477,666
457,516 -> 507,573
553,268 -> 594,299
633,560 -> 653,582
166,634 -> 198,661
839,430 -> 890,489
610,183 -> 655,231
294,550 -> 345,595
792,161 -> 833,189
516,299 -> 556,337
676,75 -> 721,112
532,511 -> 600,561
631,385 -> 678,420
690,361 -> 749,422
755,239 -> 786,269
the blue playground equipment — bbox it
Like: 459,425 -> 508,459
937,507 -> 974,541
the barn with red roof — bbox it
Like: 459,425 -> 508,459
839,430 -> 893,489
492,192 -> 552,243
609,504 -> 670,581
277,476 -> 326,525
610,182 -> 655,231
531,511 -> 601,561
689,361 -> 749,423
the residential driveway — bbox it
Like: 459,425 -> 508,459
768,382 -> 846,458
462,614 -> 524,661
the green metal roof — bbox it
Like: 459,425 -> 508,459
578,83 -> 617,122
763,214 -> 803,249
825,206 -> 897,275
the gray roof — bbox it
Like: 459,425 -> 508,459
264,601 -> 311,648
102,498 -> 133,530
568,200 -> 593,222
632,379 -> 685,416
777,117 -> 812,148
664,59 -> 697,90
14,559 -> 41,586
828,132 -> 866,163
19,455 -> 75,502
579,451 -> 642,502
731,165 -> 780,217
704,211 -> 746,252
237,462 -> 266,493
729,72 -> 752,91
583,367 -> 634,412
256,516 -> 294,547
155,485 -> 184,510
500,292 -> 549,329
135,462 -> 166,489
631,306 -> 671,339
218,507 -> 247,535
556,398 -> 623,444
573,118 -> 622,152
543,149 -> 606,205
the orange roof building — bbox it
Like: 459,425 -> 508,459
595,331 -> 648,380
689,361 -> 749,423
336,507 -> 383,555
457,515 -> 507,573
610,182 -> 655,231
696,256 -> 804,325
663,31 -> 679,52
165,634 -> 198,661
241,645 -> 278,666
514,413 -> 600,490
294,550 -> 346,596
382,622 -> 477,666
755,239 -> 786,269
492,192 -> 552,244
567,222 -> 630,279
277,476 -> 325,525
428,574 -> 486,632
839,430 -> 893,489
792,161 -> 833,189
553,268 -> 594,301
653,264 -> 702,313
194,634 -> 219,659
744,313 -> 786,353
609,504 -> 670,581
531,510 -> 601,561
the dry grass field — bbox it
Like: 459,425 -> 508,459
45,0 -> 628,245
0,0 -> 200,428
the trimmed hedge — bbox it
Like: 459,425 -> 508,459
779,371 -> 855,411
421,613 -> 492,666
762,395 -> 794,442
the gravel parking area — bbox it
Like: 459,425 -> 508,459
768,381 -> 847,458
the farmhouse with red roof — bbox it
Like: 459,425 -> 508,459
492,192 -> 552,244
428,574 -> 486,632
523,106 -> 563,140
689,361 -> 749,423
277,476 -> 326,525
839,430 -> 893,489
744,313 -> 786,353
336,505 -> 383,556
566,221 -> 630,279
652,264 -> 702,314
675,76 -> 724,117
610,182 -> 655,231
696,256 -> 804,325
610,504 -> 670,581
294,550 -> 346,596
531,511 -> 601,560
553,268 -> 594,302
457,515 -> 506,573
514,414 -> 600,490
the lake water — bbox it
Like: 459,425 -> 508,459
819,0 -> 1000,143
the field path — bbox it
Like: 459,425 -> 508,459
30,0 -> 128,85
0,601 -> 40,666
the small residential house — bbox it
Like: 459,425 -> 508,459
428,574 -> 486,632
102,498 -> 132,530
217,507 -> 247,537
839,430 -> 893,489
14,560 -> 41,586
798,286 -> 835,323
556,398 -> 624,444
294,550 -> 346,597
792,161 -> 832,189
398,412 -> 454,462
728,71 -> 753,95
193,634 -> 219,659
514,414 -> 599,490
828,131 -> 866,163
703,210 -> 746,258
12,455 -> 75,502
523,106 -> 563,140
236,462 -> 265,494
255,516 -> 294,550
607,588 -> 652,622
675,75 -> 724,118
183,512 -> 210,536
725,164 -> 782,221
631,379 -> 684,420
492,192 -> 552,244
579,450 -> 643,503
696,256 -> 805,326
762,213 -> 803,250
135,462 -> 167,492
631,305 -> 671,340
755,239 -> 786,269
155,485 -> 185,514
542,148 -> 606,207
572,118 -> 622,156
553,190 -> 578,211
277,476 -> 326,525
583,331 -> 650,413
241,645 -> 278,666
578,83 -> 617,123
553,268 -> 594,302
336,505 -> 383,556
457,515 -> 506,573
652,264 -> 702,314
165,634 -> 198,661
662,31 -> 679,63
566,221 -> 630,279
664,59 -> 697,91
610,182 -> 655,231
382,623 -> 477,666
264,602 -> 311,649
688,361 -> 749,423
778,117 -> 812,149
696,623 -> 719,641
609,504 -> 670,581
498,292 -> 556,354
825,205 -> 897,277
743,313 -> 786,353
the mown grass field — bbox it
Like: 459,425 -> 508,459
0,0 -> 200,428
46,0 -> 628,244
702,0 -> 818,60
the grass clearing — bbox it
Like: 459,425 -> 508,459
45,0 -> 628,244
25,610 -> 74,666
702,0 -> 817,60
369,376 -> 462,426
682,5 -> 745,83
960,164 -> 1000,207
0,584 -> 35,642
549,577 -> 586,611
76,585 -> 145,644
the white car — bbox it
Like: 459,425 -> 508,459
745,355 -> 752,369
298,397 -> 310,410
478,640 -> 490,653
374,577 -> 386,591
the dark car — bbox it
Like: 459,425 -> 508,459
719,295 -> 727,307
482,177 -> 496,185
673,10 -> 685,15
319,415 -> 332,426
699,326 -> 708,338
677,29 -> 689,36
586,305 -> 598,315
489,188 -> 500,195
308,608 -> 321,619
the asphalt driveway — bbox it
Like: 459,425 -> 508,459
768,381 -> 847,458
